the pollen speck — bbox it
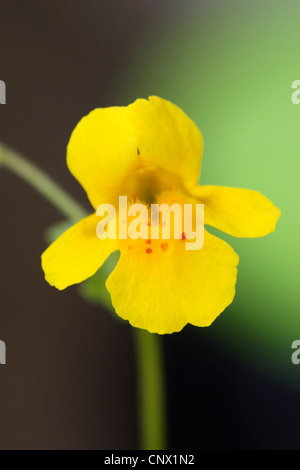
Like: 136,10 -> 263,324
146,248 -> 153,254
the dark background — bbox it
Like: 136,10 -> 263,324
0,0 -> 299,450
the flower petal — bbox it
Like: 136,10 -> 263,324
106,230 -> 238,334
67,107 -> 139,208
126,96 -> 203,189
193,185 -> 281,238
67,98 -> 203,208
42,214 -> 118,290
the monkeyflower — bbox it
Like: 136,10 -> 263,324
42,96 -> 280,334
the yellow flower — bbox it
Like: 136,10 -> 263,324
42,96 -> 281,334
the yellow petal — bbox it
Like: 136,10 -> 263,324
42,214 -> 118,290
193,185 -> 281,238
67,107 -> 139,208
106,230 -> 238,334
126,96 -> 203,189
67,98 -> 203,208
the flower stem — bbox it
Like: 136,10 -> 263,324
0,143 -> 87,222
0,141 -> 168,450
134,329 -> 167,450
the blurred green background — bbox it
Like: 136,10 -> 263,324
117,0 -> 300,380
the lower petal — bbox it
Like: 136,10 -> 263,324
106,230 -> 239,334
42,214 -> 118,290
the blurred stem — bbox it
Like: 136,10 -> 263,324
0,141 -> 168,450
0,143 -> 87,222
134,329 -> 167,450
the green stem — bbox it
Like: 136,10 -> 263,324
134,329 -> 167,450
0,141 -> 168,450
0,143 -> 87,222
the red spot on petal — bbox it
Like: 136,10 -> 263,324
128,245 -> 132,250
181,232 -> 186,240
146,239 -> 151,244
146,248 -> 153,254
161,243 -> 168,252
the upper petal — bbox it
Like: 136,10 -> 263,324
106,230 -> 238,334
193,185 -> 281,238
126,96 -> 203,189
42,214 -> 118,290
67,97 -> 203,208
67,107 -> 139,208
